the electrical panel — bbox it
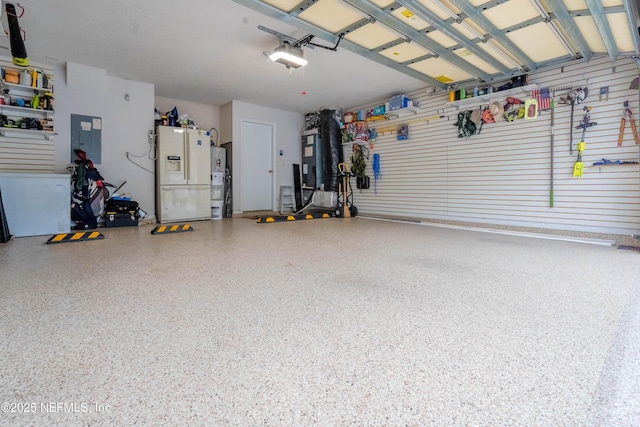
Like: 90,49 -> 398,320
71,114 -> 102,164
301,130 -> 323,190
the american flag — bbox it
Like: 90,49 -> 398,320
531,88 -> 551,111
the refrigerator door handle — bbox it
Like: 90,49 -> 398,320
185,133 -> 190,182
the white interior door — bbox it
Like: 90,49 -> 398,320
241,120 -> 273,211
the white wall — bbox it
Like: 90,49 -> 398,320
220,102 -> 232,144
230,101 -> 303,213
346,56 -> 640,236
54,62 -> 155,217
155,96 -> 220,143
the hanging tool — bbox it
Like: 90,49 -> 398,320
547,85 -> 572,207
5,3 -> 28,67
573,106 -> 592,178
566,89 -> 577,155
550,94 -> 556,207
564,87 -> 588,154
372,153 -> 380,194
617,101 -> 640,146
337,163 -> 352,218
599,87 -> 609,101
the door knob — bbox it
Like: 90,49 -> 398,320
268,170 -> 273,173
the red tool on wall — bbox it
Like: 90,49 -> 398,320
618,101 -> 640,146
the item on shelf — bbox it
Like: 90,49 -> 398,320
343,112 -> 353,123
41,92 -> 53,110
40,118 -> 53,131
19,69 -> 30,86
389,94 -> 410,110
511,74 -> 528,87
4,68 -> 19,83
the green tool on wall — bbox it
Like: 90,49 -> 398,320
572,106 -> 593,178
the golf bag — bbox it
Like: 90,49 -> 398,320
70,150 -> 109,230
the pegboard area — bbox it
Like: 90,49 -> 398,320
346,56 -> 640,235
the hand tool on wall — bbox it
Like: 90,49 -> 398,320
564,87 -> 588,154
547,85 -> 572,207
566,89 -> 577,154
617,101 -> 640,146
5,3 -> 28,67
550,94 -> 556,207
573,106 -> 592,178
337,163 -> 351,218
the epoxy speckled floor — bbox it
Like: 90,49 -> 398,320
1,217 -> 639,426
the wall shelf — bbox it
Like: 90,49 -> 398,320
1,80 -> 53,93
0,104 -> 54,117
446,84 -> 539,110
0,57 -> 56,173
0,127 -> 56,139
385,105 -> 421,119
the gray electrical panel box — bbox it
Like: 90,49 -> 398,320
301,131 -> 323,189
70,114 -> 102,163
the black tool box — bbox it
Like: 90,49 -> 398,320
105,199 -> 139,228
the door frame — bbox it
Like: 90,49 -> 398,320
240,118 -> 275,212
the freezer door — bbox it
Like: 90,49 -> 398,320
0,173 -> 71,236
157,126 -> 187,186
157,185 -> 212,223
186,129 -> 212,185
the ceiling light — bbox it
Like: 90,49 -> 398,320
269,41 -> 308,69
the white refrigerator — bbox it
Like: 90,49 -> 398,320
156,126 -> 212,223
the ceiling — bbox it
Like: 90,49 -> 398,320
4,0 -> 640,114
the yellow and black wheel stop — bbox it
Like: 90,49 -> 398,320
151,224 -> 194,234
256,213 -> 332,223
46,231 -> 105,244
